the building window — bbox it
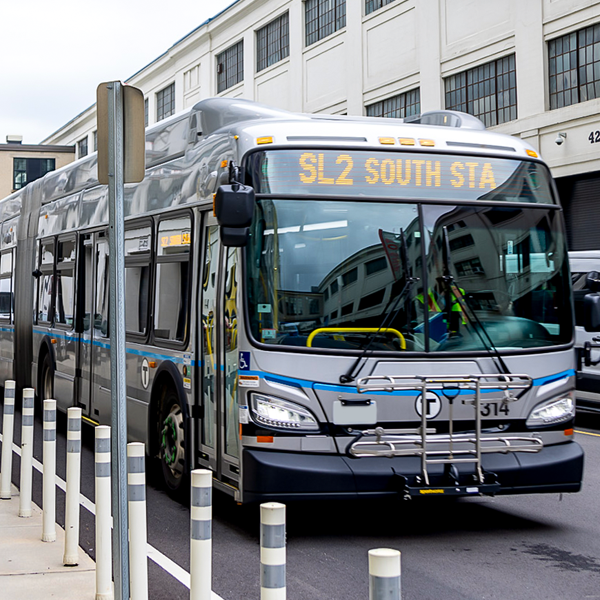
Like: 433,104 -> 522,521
366,89 -> 420,118
256,12 -> 290,72
13,157 -> 55,190
144,98 -> 148,127
445,54 -> 517,127
78,136 -> 88,158
549,25 -> 600,109
93,131 -> 97,152
156,83 -> 175,122
305,0 -> 346,47
365,0 -> 396,16
217,41 -> 244,93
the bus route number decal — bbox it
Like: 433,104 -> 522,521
298,152 -> 498,191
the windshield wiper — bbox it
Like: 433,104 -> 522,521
340,229 -> 418,384
440,226 -> 511,376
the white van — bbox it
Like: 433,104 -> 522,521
570,251 -> 600,412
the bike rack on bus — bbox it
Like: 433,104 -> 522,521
347,373 -> 542,497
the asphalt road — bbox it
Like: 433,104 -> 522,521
1,408 -> 599,600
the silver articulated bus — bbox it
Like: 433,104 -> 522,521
0,98 -> 591,501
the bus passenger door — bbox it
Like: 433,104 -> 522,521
220,245 -> 241,484
75,234 -> 94,418
198,221 -> 220,473
76,232 -> 111,424
90,234 -> 112,424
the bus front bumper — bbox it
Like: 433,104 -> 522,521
241,441 -> 583,503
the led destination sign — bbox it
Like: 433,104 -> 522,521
249,150 -> 554,204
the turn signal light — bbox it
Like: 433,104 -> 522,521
257,436 -> 274,443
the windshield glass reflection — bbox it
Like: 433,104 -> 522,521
246,200 -> 571,352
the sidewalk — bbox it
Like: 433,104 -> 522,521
0,484 -> 96,600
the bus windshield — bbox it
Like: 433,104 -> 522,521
246,198 -> 572,352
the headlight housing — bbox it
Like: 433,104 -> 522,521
250,393 -> 320,432
526,392 -> 575,428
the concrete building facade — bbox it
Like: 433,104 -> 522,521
41,0 -> 600,249
0,138 -> 75,199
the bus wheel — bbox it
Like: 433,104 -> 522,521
159,389 -> 187,495
41,354 -> 54,401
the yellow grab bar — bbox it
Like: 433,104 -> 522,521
306,327 -> 406,349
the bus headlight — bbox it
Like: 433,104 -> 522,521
526,392 -> 575,428
250,394 -> 320,432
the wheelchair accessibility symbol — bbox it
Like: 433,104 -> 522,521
415,391 -> 442,419
239,351 -> 250,371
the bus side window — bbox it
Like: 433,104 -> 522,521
38,239 -> 55,324
55,238 -> 76,328
0,250 -> 13,322
154,214 -> 191,344
124,222 -> 152,337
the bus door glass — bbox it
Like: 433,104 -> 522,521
198,221 -> 219,472
223,246 -> 240,468
76,234 -> 94,417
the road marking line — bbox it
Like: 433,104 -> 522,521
0,432 -> 223,600
575,429 -> 600,437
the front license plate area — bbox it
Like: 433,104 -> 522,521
332,399 -> 377,425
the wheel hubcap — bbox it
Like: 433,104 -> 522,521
160,404 -> 184,479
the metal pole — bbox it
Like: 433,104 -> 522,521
95,425 -> 113,600
190,469 -> 212,600
368,548 -> 401,600
18,388 -> 35,517
0,380 -> 16,499
260,502 -> 286,600
127,442 -> 148,600
42,399 -> 57,542
64,407 -> 82,565
106,79 -> 130,600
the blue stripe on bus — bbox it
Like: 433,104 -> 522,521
32,328 -> 197,366
246,369 -> 576,396
0,326 -> 15,332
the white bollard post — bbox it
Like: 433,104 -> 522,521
190,469 -> 212,600
19,388 -> 35,518
260,502 -> 286,600
368,548 -> 401,600
127,442 -> 148,600
95,426 -> 113,600
0,380 -> 16,499
42,399 -> 57,542
63,407 -> 82,565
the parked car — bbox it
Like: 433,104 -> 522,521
570,251 -> 600,412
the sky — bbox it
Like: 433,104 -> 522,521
0,0 -> 236,144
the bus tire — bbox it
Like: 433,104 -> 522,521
158,386 -> 188,497
40,352 -> 54,403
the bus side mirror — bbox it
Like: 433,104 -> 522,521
584,292 -> 600,332
214,184 -> 255,247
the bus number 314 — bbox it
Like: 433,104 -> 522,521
480,403 -> 510,417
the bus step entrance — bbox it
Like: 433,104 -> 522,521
350,373 -> 540,494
